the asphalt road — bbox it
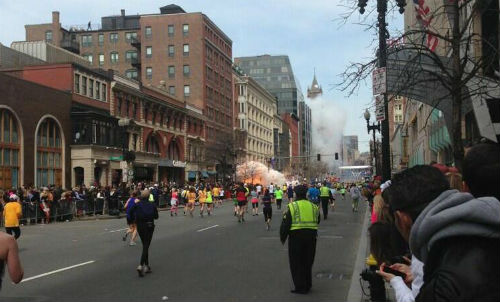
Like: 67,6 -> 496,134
1,194 -> 366,302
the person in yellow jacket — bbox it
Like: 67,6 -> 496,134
4,195 -> 22,240
203,187 -> 214,216
198,188 -> 207,217
280,185 -> 320,294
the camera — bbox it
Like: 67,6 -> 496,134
360,267 -> 378,281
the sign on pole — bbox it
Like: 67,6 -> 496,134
372,67 -> 387,95
375,94 -> 386,121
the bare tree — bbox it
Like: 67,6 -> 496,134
339,0 -> 499,170
205,133 -> 236,184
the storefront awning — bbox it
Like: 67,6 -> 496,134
207,171 -> 217,176
188,171 -> 197,179
201,171 -> 209,178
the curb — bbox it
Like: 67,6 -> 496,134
346,204 -> 370,302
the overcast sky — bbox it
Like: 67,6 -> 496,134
0,0 -> 404,153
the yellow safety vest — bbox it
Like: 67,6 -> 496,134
288,200 -> 319,230
320,186 -> 330,197
206,191 -> 213,203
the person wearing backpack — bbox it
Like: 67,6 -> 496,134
129,189 -> 159,277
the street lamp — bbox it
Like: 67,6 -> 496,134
364,109 -> 380,176
358,0 -> 405,181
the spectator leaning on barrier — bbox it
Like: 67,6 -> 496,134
386,164 -> 500,302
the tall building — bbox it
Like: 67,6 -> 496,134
299,100 -> 311,159
23,5 -> 234,175
234,55 -> 311,161
232,65 -> 277,164
342,135 -> 359,166
234,55 -> 303,115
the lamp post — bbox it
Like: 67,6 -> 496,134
358,0 -> 405,181
118,118 -> 135,185
364,109 -> 380,176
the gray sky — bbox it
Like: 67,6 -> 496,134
0,0 -> 404,153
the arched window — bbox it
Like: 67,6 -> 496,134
36,117 -> 62,187
145,134 -> 160,154
167,140 -> 180,160
0,109 -> 20,189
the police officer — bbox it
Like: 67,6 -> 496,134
280,185 -> 320,294
319,183 -> 331,220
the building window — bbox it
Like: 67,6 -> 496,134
110,33 -> 118,43
167,141 -> 180,160
125,50 -> 138,62
81,35 -> 92,47
146,67 -> 152,79
45,31 -> 53,42
168,86 -> 175,95
0,109 -> 20,189
83,53 -> 93,64
74,74 -> 80,93
183,65 -> 190,77
102,84 -> 107,101
125,69 -> 138,80
146,46 -> 152,58
184,85 -> 190,97
168,24 -> 174,37
117,99 -> 122,116
95,82 -> 100,100
110,52 -> 119,64
36,118 -> 62,188
125,32 -> 137,42
145,135 -> 160,153
145,26 -> 152,38
82,76 -> 87,96
183,44 -> 189,56
89,80 -> 94,98
98,54 -> 104,66
183,24 -> 189,36
98,34 -> 104,46
132,103 -> 137,119
168,65 -> 175,78
168,45 -> 174,57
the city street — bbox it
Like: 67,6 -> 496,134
1,195 -> 366,302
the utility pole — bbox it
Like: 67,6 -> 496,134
377,0 -> 392,182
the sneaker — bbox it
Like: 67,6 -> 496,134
137,265 -> 144,277
144,265 -> 152,274
122,233 -> 127,241
129,241 -> 137,246
266,223 -> 270,231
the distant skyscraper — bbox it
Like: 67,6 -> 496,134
307,70 -> 323,99
235,55 -> 310,157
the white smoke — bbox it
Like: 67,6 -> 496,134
308,96 -> 346,170
236,161 -> 287,186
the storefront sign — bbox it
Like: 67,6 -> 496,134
110,156 -> 123,161
158,159 -> 187,168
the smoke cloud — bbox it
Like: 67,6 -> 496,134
308,96 -> 346,170
236,161 -> 287,186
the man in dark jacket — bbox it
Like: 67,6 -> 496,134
129,189 -> 159,277
388,165 -> 500,302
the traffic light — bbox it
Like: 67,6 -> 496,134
335,152 -> 339,160
317,154 -> 321,161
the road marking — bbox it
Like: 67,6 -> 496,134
21,260 -> 95,283
108,228 -> 128,233
196,225 -> 219,232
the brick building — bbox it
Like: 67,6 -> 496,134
0,72 -> 72,189
2,60 -> 201,187
23,4 -> 233,176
